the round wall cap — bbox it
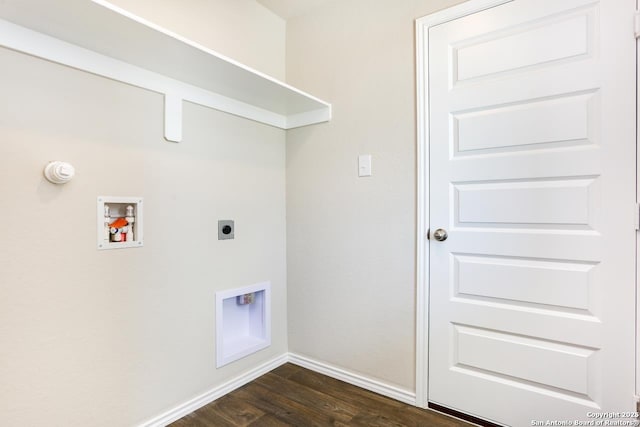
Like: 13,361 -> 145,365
44,161 -> 75,184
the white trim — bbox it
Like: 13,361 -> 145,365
415,0 -> 512,28
413,0 -> 514,409
137,353 -> 288,427
288,353 -> 416,406
636,0 -> 640,400
137,352 -> 422,426
414,15 -> 429,410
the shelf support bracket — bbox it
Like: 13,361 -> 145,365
164,93 -> 183,143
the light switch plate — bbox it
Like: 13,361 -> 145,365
358,154 -> 372,177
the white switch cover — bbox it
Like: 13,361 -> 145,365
358,154 -> 372,177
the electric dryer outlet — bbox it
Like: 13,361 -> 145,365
218,220 -> 234,240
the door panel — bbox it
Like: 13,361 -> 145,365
453,91 -> 597,154
428,0 -> 636,424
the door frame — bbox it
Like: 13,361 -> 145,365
636,0 -> 640,407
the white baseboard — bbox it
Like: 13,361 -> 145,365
138,353 -> 288,427
138,352 -> 416,426
287,353 -> 417,406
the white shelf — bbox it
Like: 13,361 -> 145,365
0,0 -> 331,142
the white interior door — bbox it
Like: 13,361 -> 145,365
427,0 -> 637,424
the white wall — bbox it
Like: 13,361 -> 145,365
286,0 -> 466,391
0,2 -> 287,426
110,0 -> 286,80
0,0 -> 485,422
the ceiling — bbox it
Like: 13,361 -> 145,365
256,0 -> 337,19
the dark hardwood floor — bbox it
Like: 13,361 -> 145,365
169,363 -> 473,426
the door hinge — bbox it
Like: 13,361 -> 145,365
635,11 -> 640,38
636,204 -> 640,230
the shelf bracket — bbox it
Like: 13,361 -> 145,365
164,94 -> 183,143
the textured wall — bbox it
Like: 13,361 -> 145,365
0,2 -> 287,425
286,0 -> 466,391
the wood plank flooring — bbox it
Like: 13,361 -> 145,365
169,363 -> 473,427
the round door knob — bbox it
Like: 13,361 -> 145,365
433,228 -> 448,241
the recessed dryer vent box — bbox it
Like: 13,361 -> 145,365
97,197 -> 143,250
215,281 -> 271,368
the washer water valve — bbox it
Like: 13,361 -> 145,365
44,161 -> 75,184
